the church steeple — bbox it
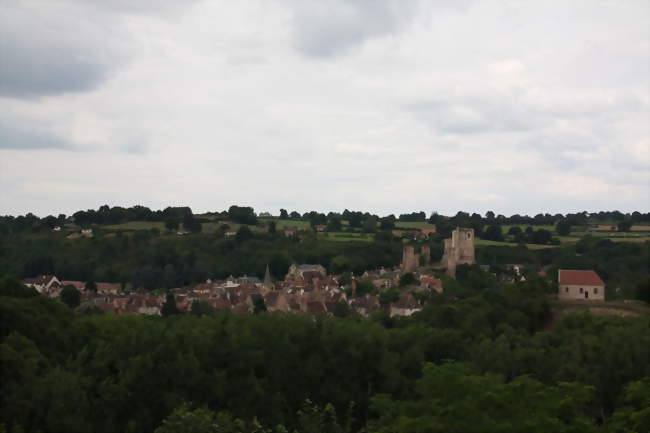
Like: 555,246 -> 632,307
263,264 -> 273,289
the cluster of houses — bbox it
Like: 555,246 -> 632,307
22,263 -> 448,317
22,266 -> 607,319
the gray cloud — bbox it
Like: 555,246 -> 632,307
0,3 -> 129,99
287,0 -> 417,57
0,0 -> 202,99
0,119 -> 69,150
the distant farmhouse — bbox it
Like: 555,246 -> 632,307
558,269 -> 605,301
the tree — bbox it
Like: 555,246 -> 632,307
379,288 -> 400,305
190,300 -> 215,317
85,280 -> 97,293
483,225 -> 503,241
155,403 -> 244,433
531,229 -> 552,245
379,218 -> 395,231
165,218 -> 179,232
279,209 -> 289,219
268,221 -> 277,234
363,216 -> 377,233
556,220 -> 572,236
399,273 -> 416,287
60,285 -> 80,309
161,293 -> 180,316
617,220 -> 633,232
635,278 -> 650,304
227,205 -> 258,225
235,225 -> 254,244
327,216 -> 342,232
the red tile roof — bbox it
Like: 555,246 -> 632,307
559,270 -> 605,287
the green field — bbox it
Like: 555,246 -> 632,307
501,224 -> 556,233
317,232 -> 374,242
270,219 -> 312,229
394,221 -> 436,230
474,238 -> 558,249
103,221 -> 166,231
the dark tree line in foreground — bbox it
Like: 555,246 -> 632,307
1,276 -> 649,433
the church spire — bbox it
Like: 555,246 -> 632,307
264,264 -> 273,288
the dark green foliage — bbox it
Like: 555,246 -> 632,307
617,221 -> 633,232
398,273 -> 416,287
354,279 -> 376,296
368,362 -> 596,433
161,293 -> 180,316
228,206 -> 258,225
0,277 -> 38,298
636,278 -> 650,304
0,283 -> 649,432
482,225 -> 504,241
190,300 -> 215,317
59,285 -> 80,309
556,219 -> 572,236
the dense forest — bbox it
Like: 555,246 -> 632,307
1,276 -> 649,432
1,205 -> 649,432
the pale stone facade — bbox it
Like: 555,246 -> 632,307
558,269 -> 605,301
441,227 -> 475,277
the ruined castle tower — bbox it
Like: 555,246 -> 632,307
441,227 -> 475,277
401,246 -> 419,273
421,246 -> 431,266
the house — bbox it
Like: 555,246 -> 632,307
96,282 -> 120,295
350,295 -> 380,317
558,269 -> 605,301
420,276 -> 443,293
81,228 -> 93,238
264,291 -> 290,312
283,227 -> 298,237
224,229 -> 237,237
390,293 -> 421,317
52,226 -> 62,232
23,275 -> 60,294
314,225 -> 326,232
285,264 -> 327,280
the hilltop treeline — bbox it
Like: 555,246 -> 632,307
1,222 -> 647,296
2,204 -> 650,234
1,277 -> 648,432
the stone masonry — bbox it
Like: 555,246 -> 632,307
441,227 -> 475,277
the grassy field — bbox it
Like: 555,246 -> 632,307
103,221 -> 167,231
394,221 -> 436,230
474,238 -> 558,249
317,232 -> 374,242
270,219 -> 312,229
501,224 -> 556,233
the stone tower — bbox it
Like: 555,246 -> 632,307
401,246 -> 419,273
421,246 -> 431,266
441,227 -> 475,277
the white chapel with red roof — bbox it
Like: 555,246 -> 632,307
558,269 -> 605,301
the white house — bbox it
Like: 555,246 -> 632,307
558,269 -> 605,301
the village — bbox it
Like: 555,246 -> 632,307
23,227 -> 607,318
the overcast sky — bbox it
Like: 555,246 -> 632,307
1,0 -> 648,218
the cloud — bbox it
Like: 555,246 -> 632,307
0,0 -> 202,99
0,120 -> 69,151
0,0 -> 648,217
287,0 -> 408,57
0,2 -> 129,98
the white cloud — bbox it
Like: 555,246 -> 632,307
0,0 -> 648,217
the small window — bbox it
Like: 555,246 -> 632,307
565,287 -> 569,293
594,288 -> 598,294
579,288 -> 583,294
